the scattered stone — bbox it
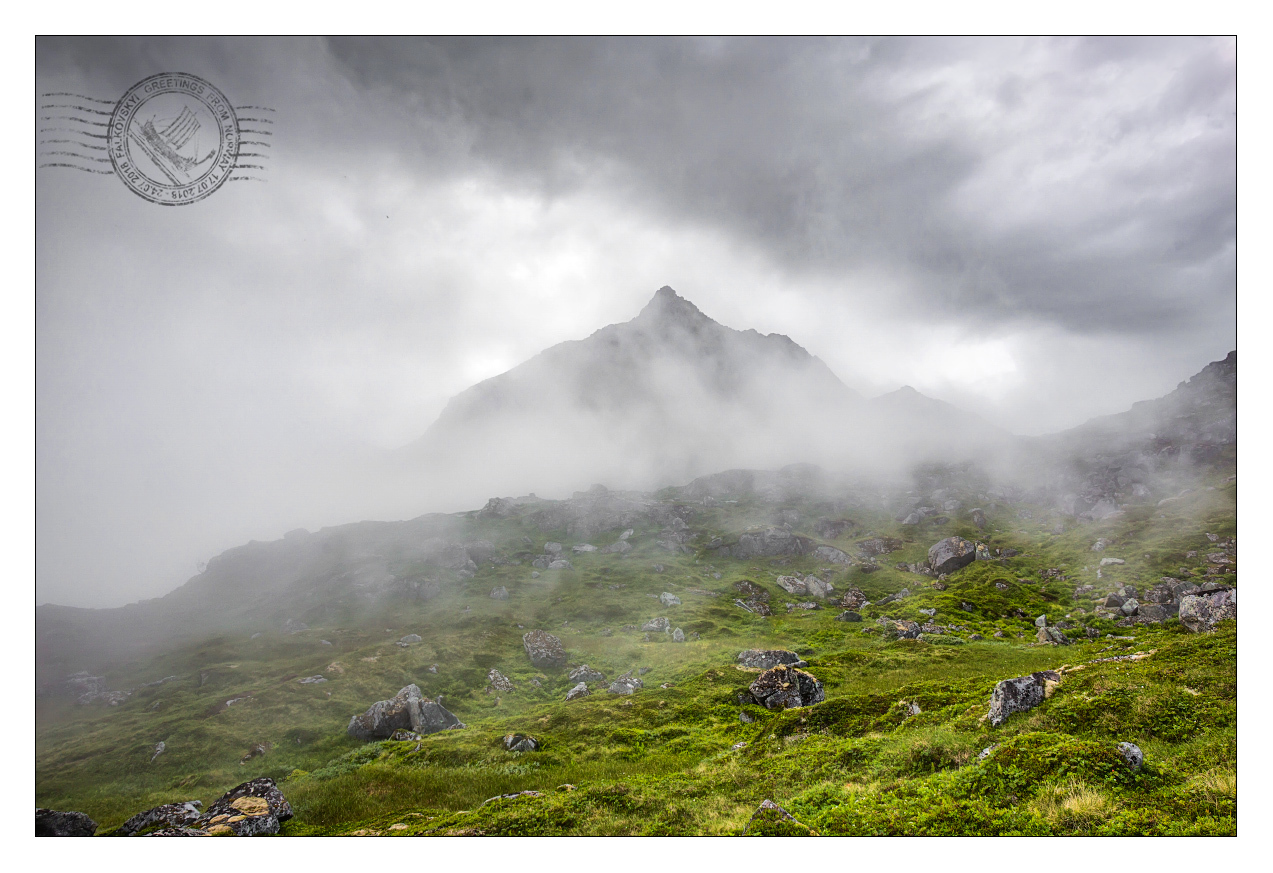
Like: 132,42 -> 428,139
1179,589 -> 1236,633
320,639 -> 332,646
565,682 -> 590,701
919,607 -> 936,617
642,617 -> 671,633
739,711 -> 756,724
744,799 -> 807,835
608,670 -> 643,696
569,664 -> 605,684
36,809 -> 98,836
390,729 -> 422,741
746,664 -> 825,710
787,601 -> 819,612
531,571 -> 540,579
347,685 -> 464,741
150,741 -> 166,762
487,669 -> 514,692
1100,557 -> 1125,566
652,563 -> 664,572
400,634 -> 422,644
659,592 -> 682,607
602,540 -> 632,554
523,630 -> 567,669
839,587 -> 868,610
1120,598 -> 1140,617
544,542 -> 563,555
1092,538 -> 1109,552
672,627 -> 686,642
1117,742 -> 1144,771
298,675 -> 327,684
988,671 -> 1062,726
490,586 -> 510,600
969,633 -> 983,641
928,536 -> 977,575
116,801 -> 202,836
978,744 -> 998,760
1034,614 -> 1048,628
835,611 -> 862,622
503,733 -> 540,753
547,559 -> 573,570
776,575 -> 808,595
179,777 -> 293,837
572,543 -> 597,553
875,588 -> 911,605
971,508 -> 987,530
240,742 -> 271,764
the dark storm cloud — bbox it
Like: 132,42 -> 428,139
324,35 -> 1235,333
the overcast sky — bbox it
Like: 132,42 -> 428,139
36,36 -> 1235,607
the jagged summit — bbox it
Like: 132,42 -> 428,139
634,285 -> 709,325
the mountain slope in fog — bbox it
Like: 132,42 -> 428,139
404,286 -> 1007,500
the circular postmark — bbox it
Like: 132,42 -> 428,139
107,73 -> 239,205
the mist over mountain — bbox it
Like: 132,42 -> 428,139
400,286 -> 1008,506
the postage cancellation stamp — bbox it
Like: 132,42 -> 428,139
39,72 -> 273,204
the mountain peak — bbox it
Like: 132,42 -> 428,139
635,285 -> 713,327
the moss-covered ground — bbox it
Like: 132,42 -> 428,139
35,480 -> 1237,835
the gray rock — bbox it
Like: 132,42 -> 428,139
347,684 -> 464,741
298,675 -> 327,684
487,669 -> 514,692
746,664 -> 826,710
744,799 -> 806,834
1179,589 -> 1236,632
1034,614 -> 1048,628
531,571 -> 540,579
928,536 -> 977,575
971,508 -> 987,530
839,586 -> 868,610
988,671 -> 1061,726
1117,742 -> 1144,771
568,664 -> 606,684
814,545 -> 851,565
547,559 -> 573,570
804,575 -> 833,599
776,575 -> 808,595
876,588 -> 910,605
1045,626 -> 1071,645
572,543 -> 597,553
787,601 -> 820,612
1100,557 -> 1125,566
672,627 -> 685,642
607,670 -> 643,695
565,682 -> 590,701
1136,603 -> 1169,622
523,629 -> 567,669
739,710 -> 756,723
642,616 -> 671,632
835,610 -> 862,622
116,801 -> 202,836
490,586 -> 510,600
503,733 -> 540,753
36,809 -> 98,836
620,529 -> 634,540
400,634 -> 422,644
736,649 -> 801,670
150,741 -> 166,762
603,540 -> 632,554
1120,598 -> 1140,617
186,777 -> 294,836
1091,538 -> 1109,551
975,542 -> 993,561
659,592 -> 682,607
919,608 -> 936,617
544,542 -> 563,555
1104,593 -> 1125,608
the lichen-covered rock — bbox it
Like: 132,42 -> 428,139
838,586 -> 868,610
733,579 -> 770,601
1120,598 -> 1140,616
569,664 -> 605,684
183,777 -> 293,836
490,586 -> 510,600
116,801 -> 202,836
522,629 -> 567,669
608,670 -> 643,695
744,799 -> 812,835
347,684 -> 464,741
776,575 -> 808,595
835,610 -> 862,622
503,733 -> 540,752
672,627 -> 685,642
988,671 -> 1061,726
659,592 -> 682,606
876,588 -> 910,605
736,649 -> 801,670
735,598 -> 772,616
400,634 -> 422,644
565,681 -> 590,701
487,669 -> 514,692
747,664 -> 825,710
928,536 -> 977,575
1179,588 -> 1236,632
804,575 -> 833,599
641,616 -> 670,632
35,808 -> 97,836
1118,742 -> 1144,771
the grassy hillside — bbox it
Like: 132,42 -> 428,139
35,478 -> 1236,836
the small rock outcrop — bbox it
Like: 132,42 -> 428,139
746,664 -> 825,710
565,682 -> 591,701
569,664 -> 605,684
839,587 -> 868,610
116,801 -> 202,836
608,670 -> 643,695
35,809 -> 98,836
744,799 -> 810,835
1179,588 -> 1236,632
503,733 -> 540,752
522,630 -> 567,669
987,671 -> 1061,727
642,617 -> 670,632
672,627 -> 686,642
490,586 -> 510,600
188,777 -> 293,836
1117,742 -> 1144,771
487,669 -> 514,692
659,592 -> 682,607
928,536 -> 977,576
347,684 -> 464,741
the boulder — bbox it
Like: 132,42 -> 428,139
887,620 -> 922,640
565,682 -> 590,701
642,617 -> 671,632
1100,557 -> 1125,566
116,801 -> 202,836
1120,598 -> 1140,617
804,575 -> 833,599
503,733 -> 540,752
971,508 -> 987,530
987,671 -> 1062,726
814,545 -> 851,564
857,536 -> 904,557
490,586 -> 510,600
523,630 -> 567,669
927,537 -> 977,575
547,559 -> 573,570
400,634 -> 422,644
568,664 -> 605,684
747,664 -> 826,710
733,579 -> 770,601
487,669 -> 514,692
659,592 -> 682,607
1117,742 -> 1144,771
787,601 -> 820,612
1104,593 -> 1125,608
1091,538 -> 1109,552
347,684 -> 464,741
839,587 -> 868,610
544,542 -> 563,555
1034,614 -> 1048,628
672,627 -> 686,642
776,575 -> 808,595
572,543 -> 597,553
1179,589 -> 1237,633
1135,603 -> 1169,622
876,588 -> 910,605
35,809 -> 97,836
735,598 -> 772,616
744,799 -> 810,835
608,670 -> 643,695
187,777 -> 293,836
602,540 -> 632,554
736,649 -> 801,670
298,675 -> 327,684
975,542 -> 993,561
835,611 -> 862,622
